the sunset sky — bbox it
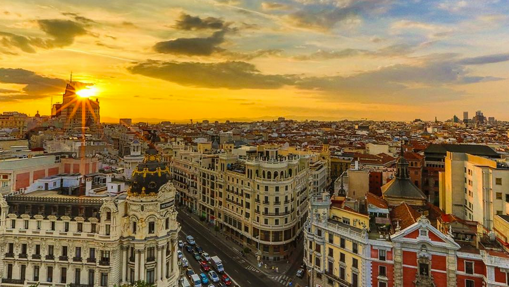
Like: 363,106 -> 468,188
1,0 -> 508,122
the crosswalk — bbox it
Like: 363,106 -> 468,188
245,265 -> 260,273
270,274 -> 292,286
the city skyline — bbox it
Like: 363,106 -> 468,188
1,0 -> 509,122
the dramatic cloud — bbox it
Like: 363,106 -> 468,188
153,29 -> 227,56
174,13 -> 226,30
0,32 -> 37,53
37,19 -> 87,47
0,68 -> 65,100
128,60 -> 294,89
458,53 -> 509,65
61,12 -> 96,24
294,44 -> 417,60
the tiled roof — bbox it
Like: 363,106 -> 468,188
390,202 -> 421,230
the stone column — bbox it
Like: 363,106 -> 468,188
134,250 -> 139,281
121,246 -> 127,283
140,250 -> 145,281
163,244 -> 167,279
393,243 -> 403,287
156,246 -> 162,282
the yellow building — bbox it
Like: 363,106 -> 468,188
304,193 -> 369,287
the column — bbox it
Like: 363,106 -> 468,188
156,246 -> 162,282
163,244 -> 167,279
134,250 -> 139,281
140,250 -> 145,281
121,247 -> 127,283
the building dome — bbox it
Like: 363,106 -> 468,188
129,148 -> 171,195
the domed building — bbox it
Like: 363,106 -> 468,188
0,146 -> 180,287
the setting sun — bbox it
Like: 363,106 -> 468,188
76,86 -> 98,98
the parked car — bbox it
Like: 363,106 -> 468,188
186,235 -> 195,245
186,268 -> 195,280
201,252 -> 211,262
194,252 -> 202,261
200,260 -> 210,271
222,274 -> 232,286
208,270 -> 220,283
177,250 -> 183,259
181,257 -> 189,268
178,240 -> 184,248
200,273 -> 210,285
186,245 -> 194,253
217,283 -> 226,287
296,268 -> 304,278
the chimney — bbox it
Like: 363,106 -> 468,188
354,161 -> 359,170
85,177 -> 93,196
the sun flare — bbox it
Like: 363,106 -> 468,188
76,86 -> 98,98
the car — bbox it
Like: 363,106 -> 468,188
194,252 -> 202,261
178,240 -> 184,248
217,283 -> 226,287
200,260 -> 210,271
186,268 -> 195,279
185,245 -> 193,253
194,245 -> 203,254
208,270 -> 219,283
177,250 -> 183,259
222,274 -> 232,286
207,285 -> 214,287
200,273 -> 209,284
201,252 -> 211,262
186,235 -> 195,245
296,268 -> 304,278
181,257 -> 189,268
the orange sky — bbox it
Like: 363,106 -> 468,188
1,0 -> 509,122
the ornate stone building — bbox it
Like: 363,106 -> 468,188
0,147 -> 180,286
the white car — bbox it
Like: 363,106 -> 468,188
208,270 -> 219,283
181,257 -> 189,268
179,240 -> 184,248
186,235 -> 196,245
202,252 -> 211,262
177,250 -> 183,259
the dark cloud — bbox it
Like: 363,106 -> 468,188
0,68 -> 65,101
458,53 -> 509,65
174,13 -> 225,30
128,60 -> 294,89
0,32 -> 37,53
153,29 -> 227,56
37,19 -> 87,47
122,21 -> 137,28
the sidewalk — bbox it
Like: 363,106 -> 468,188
177,206 -> 303,277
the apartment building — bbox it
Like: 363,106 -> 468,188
439,151 -> 509,229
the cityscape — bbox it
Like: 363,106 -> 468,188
1,1 -> 509,287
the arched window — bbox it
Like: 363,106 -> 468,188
262,170 -> 265,179
267,171 -> 272,180
289,169 -> 292,177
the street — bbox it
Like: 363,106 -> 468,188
177,208 -> 307,287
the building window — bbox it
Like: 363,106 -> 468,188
496,178 -> 502,185
315,257 -> 320,267
149,222 -> 155,234
34,266 -> 39,281
379,265 -> 387,277
88,270 -> 95,285
76,247 -> 82,258
379,282 -> 387,287
353,243 -> 358,254
147,269 -> 155,284
75,268 -> 81,284
465,279 -> 474,287
328,248 -> 333,257
7,264 -> 12,279
340,252 -> 345,263
496,192 -> 502,200
352,272 -> 358,287
419,262 -> 429,276
50,221 -> 55,231
61,267 -> 67,283
147,247 -> 156,261
47,266 -> 53,282
24,220 -> 29,229
329,234 -> 334,244
465,261 -> 474,274
379,250 -> 386,261
78,223 -> 83,232
419,229 -> 428,237
11,219 -> 15,229
91,223 -> 96,233
165,218 -> 169,229
37,221 -> 41,230
100,273 -> 108,286
89,248 -> 96,259
64,222 -> 69,232
132,222 -> 137,234
352,258 -> 358,269
340,267 -> 345,279
340,238 -> 345,248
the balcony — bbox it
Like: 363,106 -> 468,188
73,257 -> 83,262
87,257 -> 96,263
325,270 -> 351,287
19,253 -> 28,259
69,284 -> 94,287
45,255 -> 55,260
32,254 -> 41,259
59,256 -> 69,261
99,259 -> 110,266
1,278 -> 24,284
5,252 -> 14,258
